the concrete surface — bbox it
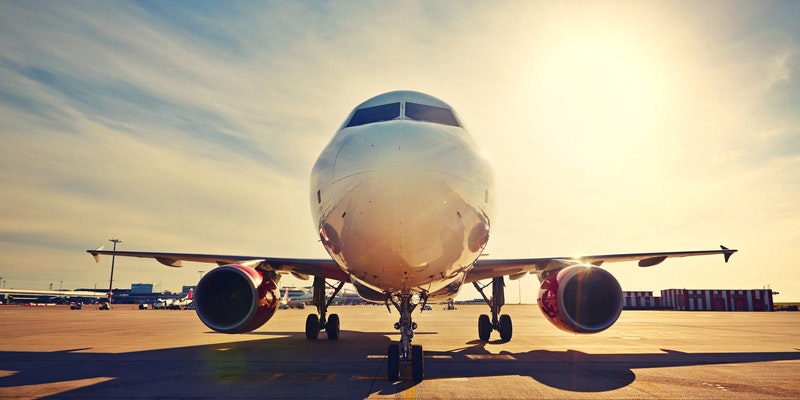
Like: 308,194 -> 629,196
0,304 -> 798,399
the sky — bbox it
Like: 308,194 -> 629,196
0,1 -> 798,302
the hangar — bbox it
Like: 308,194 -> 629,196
624,289 -> 774,311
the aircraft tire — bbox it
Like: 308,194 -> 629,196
478,314 -> 492,341
325,313 -> 340,340
305,314 -> 320,340
387,343 -> 400,381
412,344 -> 424,382
499,314 -> 513,342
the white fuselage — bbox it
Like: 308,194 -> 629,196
310,91 -> 494,298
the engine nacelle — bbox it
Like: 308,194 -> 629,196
537,265 -> 623,334
194,264 -> 279,333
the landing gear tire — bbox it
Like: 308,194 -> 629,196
411,344 -> 424,382
387,343 -> 400,381
325,313 -> 340,340
305,314 -> 319,340
499,314 -> 513,342
478,314 -> 492,341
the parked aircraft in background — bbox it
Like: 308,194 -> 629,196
151,289 -> 193,310
0,288 -> 104,305
167,288 -> 193,310
279,287 -> 311,309
152,298 -> 169,309
89,91 -> 736,382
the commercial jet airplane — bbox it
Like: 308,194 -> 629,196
278,286 -> 312,309
89,90 -> 736,382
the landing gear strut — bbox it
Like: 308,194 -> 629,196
386,293 -> 425,382
473,276 -> 513,342
305,275 -> 344,340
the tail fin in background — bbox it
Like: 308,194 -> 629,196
280,288 -> 289,307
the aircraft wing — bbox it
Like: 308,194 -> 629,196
87,249 -> 348,282
465,246 -> 737,283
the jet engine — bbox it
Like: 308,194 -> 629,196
194,264 -> 279,333
537,265 -> 623,334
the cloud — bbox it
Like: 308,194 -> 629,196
0,1 -> 798,299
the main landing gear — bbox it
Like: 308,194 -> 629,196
305,275 -> 345,340
386,293 -> 426,382
473,276 -> 513,342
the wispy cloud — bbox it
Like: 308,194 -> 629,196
0,1 -> 798,299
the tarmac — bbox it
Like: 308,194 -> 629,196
0,304 -> 798,399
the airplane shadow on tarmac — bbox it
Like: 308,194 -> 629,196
0,330 -> 799,398
429,340 -> 800,393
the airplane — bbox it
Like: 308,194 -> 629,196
152,288 -> 193,309
152,298 -> 170,309
167,288 -> 194,310
278,286 -> 311,309
88,90 -> 736,382
0,288 -> 105,305
279,287 -> 289,309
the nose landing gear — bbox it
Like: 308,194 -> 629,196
386,293 -> 425,382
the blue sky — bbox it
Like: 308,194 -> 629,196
1,1 -> 798,301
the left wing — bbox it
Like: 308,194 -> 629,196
87,250 -> 347,282
465,245 -> 737,282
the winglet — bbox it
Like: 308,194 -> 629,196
89,246 -> 105,263
721,245 -> 737,263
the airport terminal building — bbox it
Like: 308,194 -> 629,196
624,289 -> 775,311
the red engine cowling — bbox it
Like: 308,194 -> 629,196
194,264 -> 279,333
537,265 -> 623,333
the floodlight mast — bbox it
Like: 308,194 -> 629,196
107,238 -> 121,305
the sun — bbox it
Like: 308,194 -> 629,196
527,30 -> 667,159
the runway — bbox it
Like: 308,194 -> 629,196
0,304 -> 798,399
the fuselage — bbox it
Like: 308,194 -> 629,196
310,91 -> 494,299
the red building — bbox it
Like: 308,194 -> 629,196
660,289 -> 774,311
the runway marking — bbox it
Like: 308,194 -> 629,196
465,354 -> 516,360
402,385 -> 416,399
352,375 -> 383,380
262,373 -> 336,382
367,354 -> 452,359
703,382 -> 729,392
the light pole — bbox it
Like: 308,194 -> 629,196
107,238 -> 122,305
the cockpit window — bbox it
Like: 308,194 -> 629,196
405,102 -> 460,127
346,102 -> 401,127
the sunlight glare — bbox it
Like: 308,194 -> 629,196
529,30 -> 667,159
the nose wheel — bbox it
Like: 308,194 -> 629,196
386,293 -> 425,382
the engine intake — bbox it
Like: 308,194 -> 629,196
537,265 -> 623,333
195,264 -> 278,333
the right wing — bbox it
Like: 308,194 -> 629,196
87,249 -> 348,282
465,246 -> 737,283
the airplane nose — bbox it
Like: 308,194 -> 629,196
324,123 -> 486,289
